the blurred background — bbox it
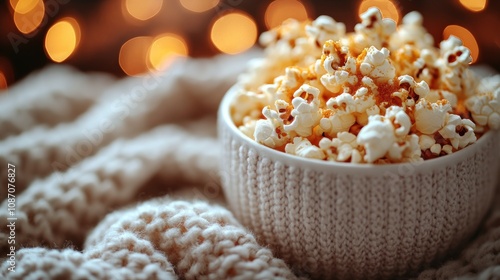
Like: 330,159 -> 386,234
0,0 -> 498,90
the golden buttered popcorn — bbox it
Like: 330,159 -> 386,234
231,7 -> 500,164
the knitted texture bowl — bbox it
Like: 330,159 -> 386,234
217,85 -> 499,280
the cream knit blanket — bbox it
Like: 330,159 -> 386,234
0,51 -> 498,280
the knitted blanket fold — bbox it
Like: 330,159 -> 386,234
0,51 -> 498,279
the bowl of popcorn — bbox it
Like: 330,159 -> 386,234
218,7 -> 499,279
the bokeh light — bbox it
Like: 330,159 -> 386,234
13,0 -> 45,34
124,0 -> 163,21
180,0 -> 219,13
210,12 -> 257,54
0,72 -> 7,90
0,58 -> 13,91
443,25 -> 479,63
358,0 -> 400,24
264,0 -> 309,29
119,36 -> 154,76
45,18 -> 81,63
149,33 -> 188,71
10,0 -> 38,13
458,0 -> 487,12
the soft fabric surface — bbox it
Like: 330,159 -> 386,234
0,51 -> 498,279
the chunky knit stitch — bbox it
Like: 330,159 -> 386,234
219,105 -> 498,279
0,65 -> 114,141
0,119 -> 219,252
0,52 -> 498,279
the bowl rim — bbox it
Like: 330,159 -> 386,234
219,84 -> 498,176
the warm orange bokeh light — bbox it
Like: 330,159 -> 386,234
13,0 -> 45,34
0,58 -> 12,92
10,0 -> 38,14
119,36 -> 153,76
124,0 -> 163,21
265,0 -> 309,29
458,0 -> 487,12
45,18 -> 81,63
180,0 -> 219,13
443,25 -> 479,63
149,34 -> 188,71
9,0 -> 17,9
210,12 -> 257,54
0,72 -> 7,90
358,0 -> 400,24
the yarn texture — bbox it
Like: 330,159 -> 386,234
0,51 -> 499,279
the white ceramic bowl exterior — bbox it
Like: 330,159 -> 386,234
218,85 -> 499,279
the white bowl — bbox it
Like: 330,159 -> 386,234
217,84 -> 499,279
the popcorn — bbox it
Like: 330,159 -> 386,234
413,48 -> 440,87
355,104 -> 380,126
420,134 -> 454,159
356,107 -> 418,163
389,11 -> 434,51
283,85 -> 322,137
437,36 -> 478,96
254,106 -> 289,148
387,134 -> 421,162
239,117 -> 257,139
275,99 -> 293,124
306,15 -> 346,48
319,108 -> 356,137
430,143 -> 441,155
319,132 -> 363,163
398,75 -> 429,101
465,75 -> 500,130
442,144 -> 453,154
241,18 -> 320,91
232,7 -> 498,164
347,7 -> 396,55
392,45 -> 421,77
419,135 -> 435,151
414,99 -> 451,134
361,76 -> 378,93
260,19 -> 311,61
285,137 -> 325,159
320,41 -> 357,94
321,40 -> 347,72
425,90 -> 458,108
385,106 -> 411,137
232,89 -> 270,126
439,35 -> 462,54
327,93 -> 355,112
320,88 -> 377,136
326,91 -> 376,114
359,46 -> 396,83
357,115 -> 396,163
438,114 -> 476,149
321,68 -> 358,94
271,67 -> 303,102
